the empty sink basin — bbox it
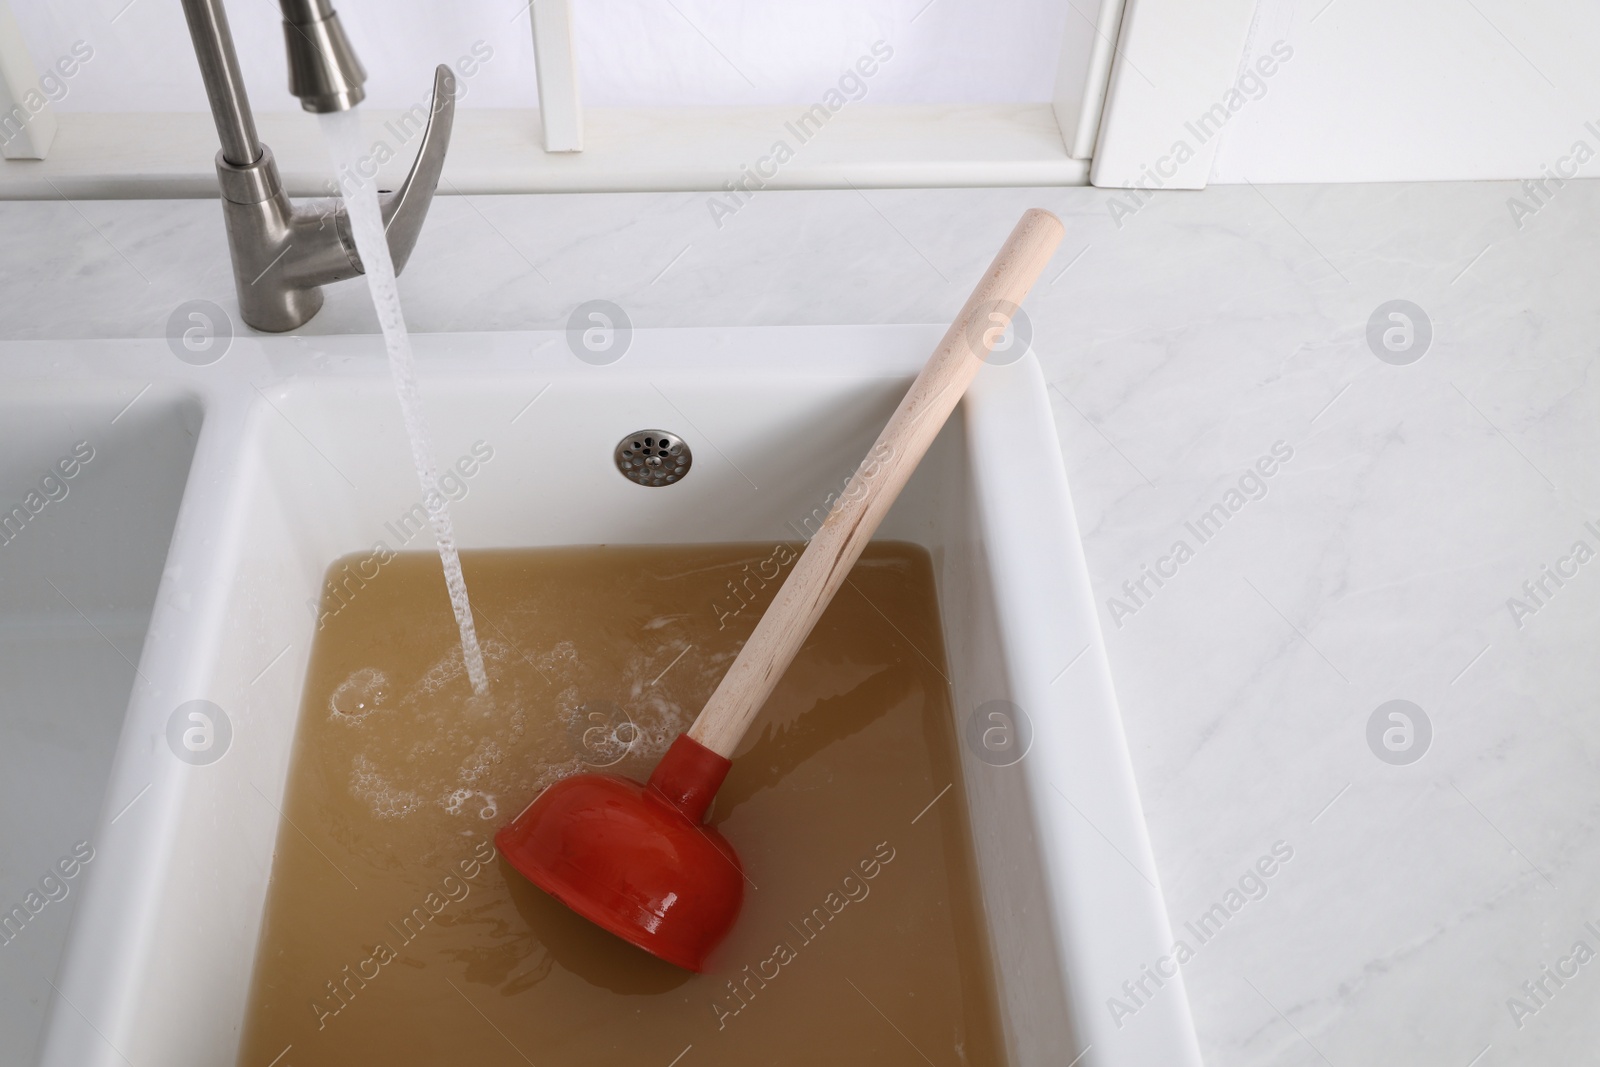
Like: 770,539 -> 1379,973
0,384 -> 201,1064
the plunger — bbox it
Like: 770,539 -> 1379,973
495,208 -> 1065,971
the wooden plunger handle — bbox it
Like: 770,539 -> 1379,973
686,208 -> 1065,758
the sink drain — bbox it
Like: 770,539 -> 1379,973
615,430 -> 691,486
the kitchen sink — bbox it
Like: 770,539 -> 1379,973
18,328 -> 1200,1067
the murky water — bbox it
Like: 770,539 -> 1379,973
236,543 -> 1006,1065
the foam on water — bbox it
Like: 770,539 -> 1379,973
320,109 -> 488,695
349,753 -> 424,820
326,627 -> 696,823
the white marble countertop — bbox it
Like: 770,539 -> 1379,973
4,180 -> 1598,1065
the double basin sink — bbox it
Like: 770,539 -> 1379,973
2,327 -> 1201,1066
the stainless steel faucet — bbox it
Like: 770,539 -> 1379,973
179,0 -> 456,332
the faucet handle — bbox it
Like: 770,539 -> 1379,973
378,64 -> 456,273
288,64 -> 457,285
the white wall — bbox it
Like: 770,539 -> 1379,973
27,0 -> 1590,186
10,0 -> 1069,114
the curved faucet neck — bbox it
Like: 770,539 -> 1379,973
179,0 -> 260,167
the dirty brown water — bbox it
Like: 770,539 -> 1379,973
237,543 -> 1005,1066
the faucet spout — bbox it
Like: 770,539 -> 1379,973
180,0 -> 456,333
279,0 -> 367,113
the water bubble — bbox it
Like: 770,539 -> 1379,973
350,753 -> 423,819
464,691 -> 498,720
569,699 -> 637,769
457,737 -> 503,783
330,668 -> 390,721
442,787 -> 497,820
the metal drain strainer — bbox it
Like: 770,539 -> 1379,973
615,430 -> 691,486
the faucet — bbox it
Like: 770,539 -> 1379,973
179,0 -> 456,332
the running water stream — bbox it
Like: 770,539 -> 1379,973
321,110 -> 489,695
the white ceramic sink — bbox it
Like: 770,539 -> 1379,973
0,385 -> 200,1064
20,328 -> 1201,1067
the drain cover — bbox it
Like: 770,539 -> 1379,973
615,430 -> 691,486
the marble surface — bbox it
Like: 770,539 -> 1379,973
4,179 -> 1600,1065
